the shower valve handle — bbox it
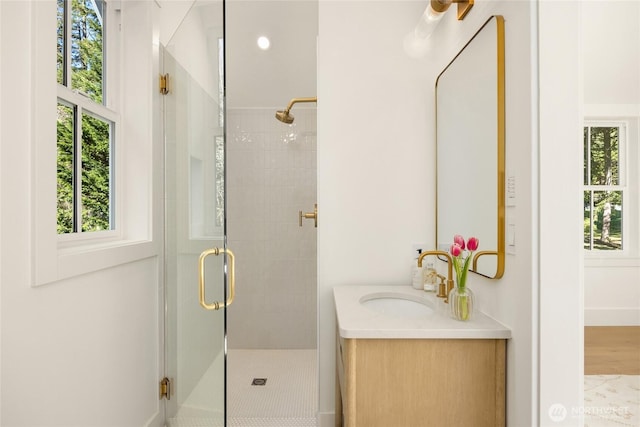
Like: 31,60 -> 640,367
299,204 -> 318,228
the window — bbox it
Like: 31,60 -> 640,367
32,0 -> 158,286
583,122 -> 626,251
56,0 -> 116,235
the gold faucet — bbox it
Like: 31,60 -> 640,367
417,251 -> 454,303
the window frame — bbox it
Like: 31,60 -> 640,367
582,115 -> 640,266
56,88 -> 121,244
56,0 -> 119,241
32,0 -> 159,287
583,120 -> 628,254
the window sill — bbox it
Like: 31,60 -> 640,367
584,256 -> 640,268
34,239 -> 160,287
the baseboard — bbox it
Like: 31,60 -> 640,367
318,411 -> 335,427
585,308 -> 640,326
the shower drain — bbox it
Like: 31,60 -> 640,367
251,378 -> 267,386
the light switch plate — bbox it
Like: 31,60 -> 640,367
506,224 -> 516,254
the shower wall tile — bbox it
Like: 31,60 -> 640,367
227,107 -> 317,350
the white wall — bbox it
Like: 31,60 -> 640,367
0,1 -> 164,425
582,1 -> 640,107
0,0 -> 3,420
584,258 -> 640,325
582,0 -> 640,326
317,2 -> 431,420
318,1 -> 582,426
0,0 -> 3,421
317,1 -> 539,425
317,3 -> 436,421
538,2 -> 583,425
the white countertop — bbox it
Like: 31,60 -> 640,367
334,285 -> 511,339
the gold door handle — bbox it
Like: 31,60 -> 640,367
299,204 -> 318,227
198,247 -> 235,310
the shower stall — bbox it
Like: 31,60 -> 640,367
162,1 -> 318,425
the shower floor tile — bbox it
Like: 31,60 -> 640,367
229,417 -> 317,427
228,349 -> 317,424
168,349 -> 317,427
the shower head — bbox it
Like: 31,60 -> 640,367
275,97 -> 317,123
275,109 -> 295,124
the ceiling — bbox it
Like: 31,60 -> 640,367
225,0 -> 319,108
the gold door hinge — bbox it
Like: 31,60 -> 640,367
159,74 -> 170,95
160,377 -> 172,400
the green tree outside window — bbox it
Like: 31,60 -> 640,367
583,125 -> 624,250
57,0 -> 112,234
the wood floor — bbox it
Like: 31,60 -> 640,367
584,326 -> 640,375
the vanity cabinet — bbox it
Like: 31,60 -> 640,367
335,333 -> 506,427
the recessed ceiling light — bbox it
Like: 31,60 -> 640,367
257,36 -> 270,50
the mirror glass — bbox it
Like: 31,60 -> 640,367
436,15 -> 505,279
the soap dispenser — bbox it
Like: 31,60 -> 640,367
411,249 -> 423,290
423,262 -> 437,292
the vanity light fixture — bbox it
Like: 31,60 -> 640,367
415,0 -> 474,39
404,0 -> 474,58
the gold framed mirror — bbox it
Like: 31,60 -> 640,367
435,15 -> 505,279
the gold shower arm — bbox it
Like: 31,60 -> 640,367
284,97 -> 317,113
276,97 -> 317,123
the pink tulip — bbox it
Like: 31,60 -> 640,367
467,237 -> 479,251
453,235 -> 466,250
450,243 -> 463,257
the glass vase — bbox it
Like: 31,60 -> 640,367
449,286 -> 474,321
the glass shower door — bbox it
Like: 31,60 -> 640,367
162,1 -> 227,425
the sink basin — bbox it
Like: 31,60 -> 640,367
360,292 -> 433,317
